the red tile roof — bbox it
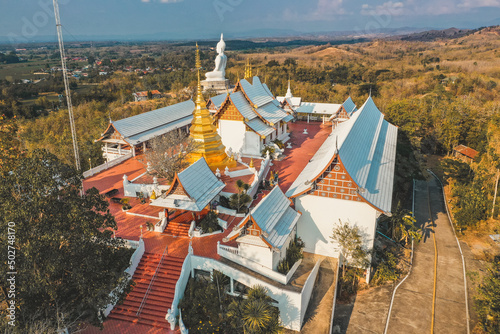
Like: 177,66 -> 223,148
134,90 -> 161,97
453,144 -> 479,159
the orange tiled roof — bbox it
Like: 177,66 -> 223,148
454,144 -> 479,159
134,90 -> 161,97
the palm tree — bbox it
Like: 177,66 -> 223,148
243,299 -> 272,333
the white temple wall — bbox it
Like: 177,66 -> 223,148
244,131 -> 262,156
294,195 -> 378,258
238,242 -> 274,269
218,119 -> 245,153
190,255 -> 304,330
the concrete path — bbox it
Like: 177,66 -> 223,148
386,178 -> 468,334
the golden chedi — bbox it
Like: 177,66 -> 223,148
188,43 -> 236,169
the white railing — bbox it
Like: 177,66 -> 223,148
103,238 -> 145,317
216,206 -> 237,216
123,182 -> 170,198
122,238 -> 140,249
248,156 -> 271,198
154,217 -> 167,233
83,152 -> 133,178
188,220 -> 196,238
218,244 -> 239,255
101,147 -> 132,155
217,218 -> 228,230
217,243 -> 301,285
167,253 -> 193,330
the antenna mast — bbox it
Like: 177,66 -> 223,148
53,0 -> 81,170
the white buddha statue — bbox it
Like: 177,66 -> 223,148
205,33 -> 227,81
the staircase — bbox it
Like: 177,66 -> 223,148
108,252 -> 185,329
163,221 -> 191,237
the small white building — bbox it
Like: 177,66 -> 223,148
212,76 -> 293,157
277,82 -> 357,126
223,186 -> 302,271
286,96 -> 398,281
150,157 -> 225,212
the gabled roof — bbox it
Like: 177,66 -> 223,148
343,96 -> 357,116
453,144 -> 479,159
296,102 -> 343,115
238,77 -> 290,124
151,157 -> 225,212
255,101 -> 291,125
286,97 -> 398,213
229,186 -> 301,250
277,96 -> 302,108
208,93 -> 228,111
230,91 -> 259,120
102,100 -> 195,145
246,118 -> 275,137
239,77 -> 275,107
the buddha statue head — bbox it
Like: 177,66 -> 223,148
216,33 -> 226,55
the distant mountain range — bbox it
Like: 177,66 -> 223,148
0,24 -> 498,46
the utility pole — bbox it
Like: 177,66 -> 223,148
53,0 -> 81,170
493,169 -> 499,219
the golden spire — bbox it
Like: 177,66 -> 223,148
195,43 -> 206,109
188,42 -> 235,169
249,157 -> 254,168
244,58 -> 253,79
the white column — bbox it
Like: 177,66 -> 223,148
230,278 -> 234,294
143,142 -> 146,152
322,116 -> 325,124
118,144 -> 121,155
307,115 -> 310,123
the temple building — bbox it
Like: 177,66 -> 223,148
277,82 -> 357,126
224,185 -> 301,270
286,96 -> 398,281
209,68 -> 293,157
85,37 -> 399,333
97,100 -> 194,162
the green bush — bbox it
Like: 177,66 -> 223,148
199,211 -> 222,233
277,238 -> 305,274
273,139 -> 284,149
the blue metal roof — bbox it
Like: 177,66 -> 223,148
230,91 -> 258,120
246,118 -> 275,137
343,96 -> 357,116
249,186 -> 301,249
286,97 -> 397,213
209,93 -> 228,110
240,77 -> 274,107
111,100 -> 195,145
152,157 -> 225,212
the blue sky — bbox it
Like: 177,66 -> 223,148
1,0 -> 499,42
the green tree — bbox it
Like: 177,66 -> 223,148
229,179 -> 252,213
475,260 -> 500,332
228,286 -> 282,334
0,149 -> 132,332
331,220 -> 370,276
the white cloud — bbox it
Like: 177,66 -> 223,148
361,1 -> 405,16
315,0 -> 346,16
458,0 -> 500,8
